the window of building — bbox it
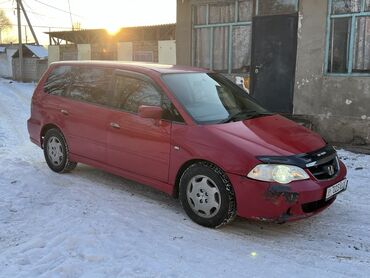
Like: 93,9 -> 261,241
192,0 -> 298,74
326,0 -> 370,74
257,0 -> 298,15
192,0 -> 253,73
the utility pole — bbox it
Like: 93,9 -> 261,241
24,26 -> 28,43
19,0 -> 39,45
16,0 -> 23,82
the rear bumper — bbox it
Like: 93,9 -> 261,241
27,118 -> 41,147
228,161 -> 347,222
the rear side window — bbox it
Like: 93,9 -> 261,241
44,66 -> 72,96
68,67 -> 113,106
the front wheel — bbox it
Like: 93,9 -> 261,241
43,128 -> 77,173
179,162 -> 236,228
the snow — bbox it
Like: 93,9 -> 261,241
24,45 -> 48,59
0,78 -> 369,277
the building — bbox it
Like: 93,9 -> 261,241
176,0 -> 370,146
0,44 -> 48,82
46,24 -> 176,65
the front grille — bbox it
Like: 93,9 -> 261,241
257,144 -> 340,181
302,198 -> 335,213
308,156 -> 339,180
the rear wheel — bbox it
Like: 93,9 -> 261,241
179,162 -> 236,228
43,128 -> 77,173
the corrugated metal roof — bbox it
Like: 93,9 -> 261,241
45,24 -> 176,44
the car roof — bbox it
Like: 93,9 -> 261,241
50,60 -> 210,74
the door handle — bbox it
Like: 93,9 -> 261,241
110,122 -> 121,129
60,109 -> 69,115
254,64 -> 263,74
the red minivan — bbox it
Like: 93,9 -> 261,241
28,61 -> 347,228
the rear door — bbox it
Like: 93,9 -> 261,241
59,66 -> 114,163
107,71 -> 173,182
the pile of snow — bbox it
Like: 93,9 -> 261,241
0,78 -> 369,277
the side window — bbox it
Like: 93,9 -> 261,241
114,74 -> 185,122
44,66 -> 72,96
68,67 -> 113,106
161,96 -> 185,123
114,75 -> 161,113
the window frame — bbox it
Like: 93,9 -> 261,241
191,1 -> 254,74
325,0 -> 370,76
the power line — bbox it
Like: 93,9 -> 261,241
8,23 -> 72,29
31,0 -> 84,18
22,0 -> 47,17
66,0 -> 73,29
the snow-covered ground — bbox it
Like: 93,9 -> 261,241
0,78 -> 369,278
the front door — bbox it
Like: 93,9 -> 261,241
250,13 -> 298,114
107,71 -> 171,182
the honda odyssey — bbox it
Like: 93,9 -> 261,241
27,61 -> 347,227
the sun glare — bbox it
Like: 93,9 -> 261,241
106,26 -> 121,36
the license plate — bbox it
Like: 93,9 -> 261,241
325,179 -> 348,200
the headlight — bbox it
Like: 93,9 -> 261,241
247,164 -> 309,184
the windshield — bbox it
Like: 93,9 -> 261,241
162,73 -> 271,124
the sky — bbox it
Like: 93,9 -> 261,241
0,0 -> 176,45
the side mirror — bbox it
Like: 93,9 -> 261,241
138,105 -> 163,120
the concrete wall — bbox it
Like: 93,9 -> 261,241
117,42 -> 133,61
12,58 -> 48,82
158,40 -> 176,65
294,0 -> 370,145
91,44 -> 117,60
77,44 -> 91,60
0,49 -> 17,78
48,45 -> 60,65
133,41 -> 158,62
0,53 -> 12,78
60,45 -> 78,61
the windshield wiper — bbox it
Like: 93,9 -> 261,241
220,110 -> 274,124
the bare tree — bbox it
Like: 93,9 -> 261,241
0,9 -> 12,43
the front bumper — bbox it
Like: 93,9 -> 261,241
228,161 -> 347,223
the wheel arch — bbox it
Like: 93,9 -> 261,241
173,159 -> 229,198
40,123 -> 63,148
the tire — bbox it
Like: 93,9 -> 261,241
179,162 -> 236,228
43,128 -> 77,173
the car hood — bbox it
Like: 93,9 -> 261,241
208,114 -> 326,156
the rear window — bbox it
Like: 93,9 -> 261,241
44,66 -> 72,96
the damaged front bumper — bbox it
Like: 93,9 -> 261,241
228,160 -> 347,223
